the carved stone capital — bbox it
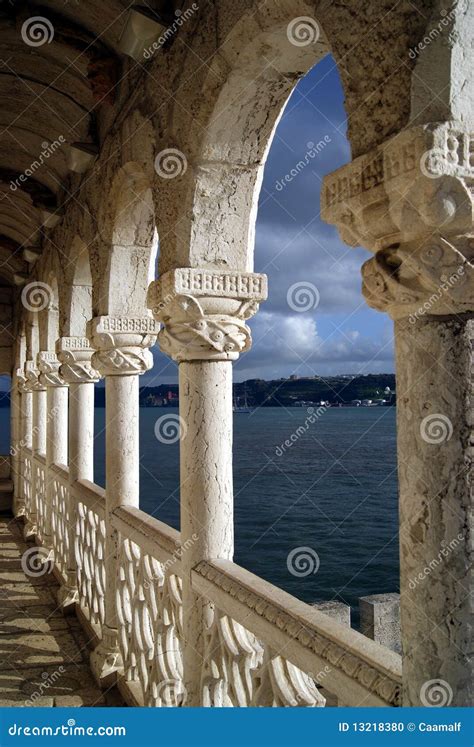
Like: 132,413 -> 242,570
322,122 -> 473,252
37,351 -> 66,388
88,316 -> 158,376
57,337 -> 100,384
25,361 -> 45,392
362,235 -> 474,320
15,368 -> 29,393
147,268 -> 267,362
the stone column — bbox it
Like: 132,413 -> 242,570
37,352 -> 68,559
322,122 -> 473,706
57,337 -> 101,610
23,362 -> 47,539
88,316 -> 158,686
12,369 -> 30,518
148,268 -> 267,705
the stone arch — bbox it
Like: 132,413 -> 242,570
61,237 -> 94,338
158,3 -> 334,273
97,163 -> 158,317
37,273 -> 60,353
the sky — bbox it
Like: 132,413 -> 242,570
146,54 -> 395,386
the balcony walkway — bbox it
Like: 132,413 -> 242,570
0,515 -> 120,707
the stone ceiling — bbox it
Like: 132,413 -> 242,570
0,0 -> 172,288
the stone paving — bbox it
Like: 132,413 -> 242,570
0,515 -> 121,707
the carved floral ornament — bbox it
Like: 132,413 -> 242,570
24,361 -> 46,391
88,316 -> 159,376
321,122 -> 473,252
147,268 -> 268,362
362,236 -> 474,320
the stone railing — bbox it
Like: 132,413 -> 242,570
20,462 -> 402,707
73,479 -> 106,636
33,453 -> 46,544
50,463 -> 70,583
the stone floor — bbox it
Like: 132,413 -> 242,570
0,515 -> 122,707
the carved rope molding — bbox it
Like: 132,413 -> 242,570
321,121 -> 474,252
148,268 -> 268,362
193,560 -> 402,707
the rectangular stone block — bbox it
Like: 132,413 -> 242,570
359,592 -> 401,654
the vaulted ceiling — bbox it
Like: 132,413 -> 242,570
0,0 -> 173,288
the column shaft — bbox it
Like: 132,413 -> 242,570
68,382 -> 95,483
395,316 -> 473,706
179,360 -> 234,705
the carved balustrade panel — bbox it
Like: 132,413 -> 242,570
76,501 -> 106,632
51,471 -> 70,581
202,610 -> 325,707
23,452 -> 33,522
116,535 -> 184,706
34,458 -> 46,543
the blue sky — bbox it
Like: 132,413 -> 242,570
148,55 -> 395,385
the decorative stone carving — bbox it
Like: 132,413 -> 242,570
25,361 -> 46,392
37,352 -> 66,388
322,122 -> 473,252
194,560 -> 402,707
148,268 -> 267,362
362,236 -> 474,319
88,316 -> 158,376
16,367 -> 29,393
57,337 -> 100,384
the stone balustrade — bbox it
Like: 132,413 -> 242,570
18,455 -> 402,708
